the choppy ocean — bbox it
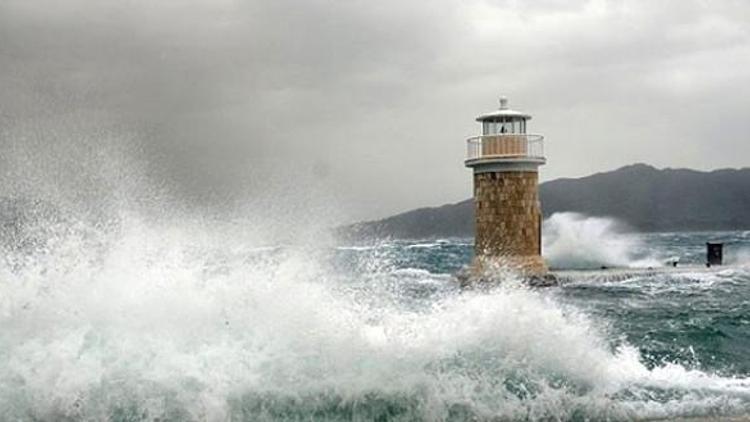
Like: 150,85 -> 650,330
2,211 -> 750,421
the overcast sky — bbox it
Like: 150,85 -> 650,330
1,0 -> 749,223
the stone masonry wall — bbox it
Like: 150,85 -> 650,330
474,171 -> 541,258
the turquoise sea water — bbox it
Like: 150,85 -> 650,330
2,214 -> 750,421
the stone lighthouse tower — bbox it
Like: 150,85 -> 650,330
465,97 -> 547,275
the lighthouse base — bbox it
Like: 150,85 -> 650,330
456,255 -> 554,288
472,255 -> 548,275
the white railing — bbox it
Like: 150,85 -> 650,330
466,134 -> 545,162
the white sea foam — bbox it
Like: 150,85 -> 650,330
726,247 -> 750,266
1,218 -> 749,421
335,245 -> 377,251
406,242 -> 442,249
543,212 -> 663,270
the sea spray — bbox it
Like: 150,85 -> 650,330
726,247 -> 750,266
543,212 -> 663,270
2,219 -> 750,420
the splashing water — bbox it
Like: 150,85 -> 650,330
2,215 -> 750,421
543,212 -> 664,270
726,247 -> 750,266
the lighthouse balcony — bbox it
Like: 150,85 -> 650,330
465,134 -> 545,166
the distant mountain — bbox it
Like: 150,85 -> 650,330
339,164 -> 750,240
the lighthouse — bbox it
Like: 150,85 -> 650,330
465,97 -> 547,275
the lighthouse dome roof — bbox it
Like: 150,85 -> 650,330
475,97 -> 532,121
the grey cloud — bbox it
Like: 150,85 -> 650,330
1,0 -> 749,225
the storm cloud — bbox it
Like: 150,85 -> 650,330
1,0 -> 749,223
